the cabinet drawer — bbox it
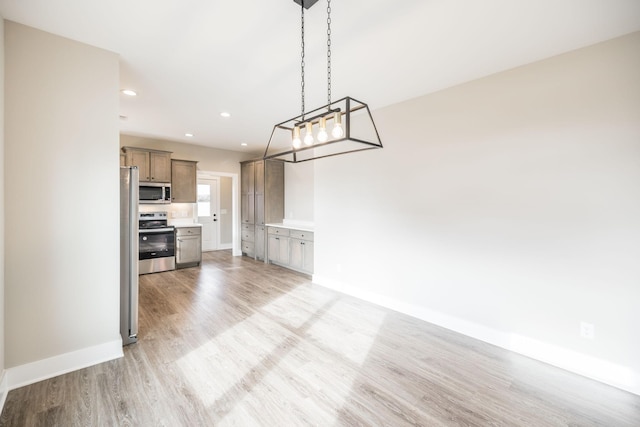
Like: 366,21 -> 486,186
176,227 -> 201,237
242,228 -> 255,242
242,241 -> 255,255
289,230 -> 313,241
242,223 -> 253,231
267,227 -> 290,237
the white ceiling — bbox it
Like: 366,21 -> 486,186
1,0 -> 639,155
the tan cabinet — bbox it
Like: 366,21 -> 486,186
289,231 -> 314,274
240,160 -> 284,260
267,228 -> 290,265
241,224 -> 255,257
175,226 -> 202,268
267,227 -> 314,274
122,147 -> 172,182
171,159 -> 197,203
241,162 -> 255,225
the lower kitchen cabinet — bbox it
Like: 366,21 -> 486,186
289,238 -> 314,274
241,224 -> 255,257
268,230 -> 290,265
255,225 -> 266,260
267,226 -> 314,274
176,226 -> 202,268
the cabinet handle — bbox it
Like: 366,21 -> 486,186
301,242 -> 305,245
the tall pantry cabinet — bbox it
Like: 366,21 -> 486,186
241,160 -> 284,260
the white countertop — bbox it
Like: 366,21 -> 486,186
265,222 -> 314,232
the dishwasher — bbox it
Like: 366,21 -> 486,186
175,226 -> 202,269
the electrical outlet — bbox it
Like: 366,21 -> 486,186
580,322 -> 595,340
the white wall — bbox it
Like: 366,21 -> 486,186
285,162 -> 314,223
4,22 -> 121,382
0,16 -> 6,399
313,32 -> 640,395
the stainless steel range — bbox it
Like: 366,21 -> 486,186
139,211 -> 175,274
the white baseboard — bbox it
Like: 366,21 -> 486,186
0,370 -> 8,416
6,339 -> 123,391
312,275 -> 640,396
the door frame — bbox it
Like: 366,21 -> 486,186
197,170 -> 241,256
197,176 -> 220,251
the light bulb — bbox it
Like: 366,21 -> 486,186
292,126 -> 302,149
332,112 -> 344,138
304,122 -> 314,146
317,117 -> 328,142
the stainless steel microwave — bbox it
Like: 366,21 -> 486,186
139,183 -> 171,204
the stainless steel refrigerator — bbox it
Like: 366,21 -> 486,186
120,166 -> 139,345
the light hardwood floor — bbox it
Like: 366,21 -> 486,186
2,250 -> 639,426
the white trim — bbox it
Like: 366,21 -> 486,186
312,275 -> 640,396
0,370 -> 8,415
197,170 -> 240,256
6,339 -> 123,391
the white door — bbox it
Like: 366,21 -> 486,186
197,178 -> 219,251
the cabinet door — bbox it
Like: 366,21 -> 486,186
241,162 -> 255,194
241,193 -> 252,224
302,240 -> 314,273
264,161 -> 285,224
255,193 -> 265,226
171,160 -> 197,203
254,161 -> 265,195
255,225 -> 265,260
177,235 -> 201,264
127,150 -> 150,181
289,239 -> 313,273
150,151 -> 172,182
267,235 -> 279,262
289,238 -> 304,270
268,235 -> 289,265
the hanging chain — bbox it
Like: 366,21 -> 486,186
327,0 -> 332,106
300,2 -> 306,119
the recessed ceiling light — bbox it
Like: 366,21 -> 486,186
121,89 -> 137,96
241,143 -> 248,146
220,112 -> 231,118
185,133 -> 194,137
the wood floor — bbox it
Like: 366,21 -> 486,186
1,251 -> 639,426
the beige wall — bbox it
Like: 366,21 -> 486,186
312,32 -> 640,394
0,16 -> 5,383
5,22 -> 120,368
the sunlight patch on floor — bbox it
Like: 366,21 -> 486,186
260,285 -> 336,329
176,309 -> 289,407
177,287 -> 387,424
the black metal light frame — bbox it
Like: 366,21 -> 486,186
264,96 -> 383,163
265,0 -> 383,163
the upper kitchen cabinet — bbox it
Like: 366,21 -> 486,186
122,146 -> 172,182
171,159 -> 197,203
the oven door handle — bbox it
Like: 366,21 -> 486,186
139,227 -> 175,234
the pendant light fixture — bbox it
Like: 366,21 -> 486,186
264,0 -> 383,163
